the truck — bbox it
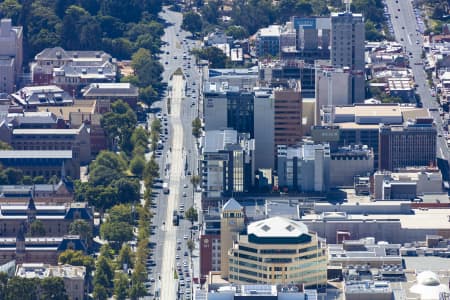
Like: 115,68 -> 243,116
163,182 -> 169,194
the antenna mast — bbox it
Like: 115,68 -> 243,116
344,0 -> 352,13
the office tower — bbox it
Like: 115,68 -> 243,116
228,216 -> 327,287
253,88 -> 275,170
379,118 -> 437,171
274,81 -> 303,148
331,10 -> 365,103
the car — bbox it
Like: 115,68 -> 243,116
150,277 -> 155,282
192,82 -> 196,85
397,8 -> 400,11
184,251 -> 188,256
177,239 -> 181,244
166,51 -> 170,54
184,235 -> 189,239
177,245 -> 181,250
183,184 -> 188,188
173,56 -> 177,59
176,255 -> 180,259
187,171 -> 192,175
400,38 -> 404,41
165,61 -> 168,64
182,192 -> 187,197
401,26 -> 405,29
395,15 -> 398,18
416,40 -> 420,44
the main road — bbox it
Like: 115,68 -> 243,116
385,0 -> 450,177
149,6 -> 203,300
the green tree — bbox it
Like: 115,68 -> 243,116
0,141 -> 12,150
0,0 -> 22,24
192,117 -> 202,138
185,207 -> 199,224
5,277 -> 38,300
93,284 -> 108,300
151,118 -> 162,133
131,127 -> 149,150
129,281 -> 146,300
100,222 -> 133,249
190,175 -> 201,187
69,220 -> 93,247
107,204 -> 134,224
114,272 -> 129,300
94,255 -> 114,290
0,272 -> 8,300
89,151 -> 127,186
29,220 -> 46,237
192,47 -> 227,68
143,158 -> 159,185
131,48 -> 163,88
225,25 -> 248,40
130,156 -> 146,177
40,277 -> 68,300
32,176 -> 46,184
187,239 -> 195,255
114,178 -> 140,204
182,11 -> 203,33
58,249 -> 95,273
117,243 -> 134,269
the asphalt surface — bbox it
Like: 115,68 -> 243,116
385,0 -> 449,166
144,6 -> 203,300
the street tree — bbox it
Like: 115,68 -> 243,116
182,11 -> 202,33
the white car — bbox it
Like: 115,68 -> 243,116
184,235 -> 189,240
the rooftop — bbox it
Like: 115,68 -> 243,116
0,150 -> 72,159
16,263 -> 86,279
248,216 -> 309,238
81,82 -> 138,97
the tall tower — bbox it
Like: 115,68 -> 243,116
220,198 -> 245,279
331,2 -> 365,103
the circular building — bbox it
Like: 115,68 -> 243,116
228,216 -> 327,287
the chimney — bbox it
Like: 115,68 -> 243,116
0,19 -> 12,37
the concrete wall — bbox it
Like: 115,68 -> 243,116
254,93 -> 275,170
330,156 -> 373,187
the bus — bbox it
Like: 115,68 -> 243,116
172,210 -> 179,226
163,182 -> 169,194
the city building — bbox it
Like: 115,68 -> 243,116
318,103 -> 429,167
0,150 -> 80,179
328,237 -> 402,269
330,145 -> 374,187
255,25 -> 281,57
220,198 -> 246,279
31,47 -> 116,93
202,130 -> 255,199
206,67 -> 259,90
81,82 -> 139,108
203,84 -> 254,136
277,142 -> 330,193
258,60 -> 316,97
228,216 -> 327,287
0,179 -> 74,204
315,65 -> 352,121
39,99 -> 110,156
0,122 -> 91,164
0,232 -> 86,265
197,284 -> 318,300
16,263 -> 86,300
373,167 -> 443,200
0,19 -> 23,94
273,81 -> 303,148
10,85 -> 73,108
200,208 -> 221,278
331,11 -> 365,102
253,88 -> 274,170
387,77 -> 415,102
344,281 -> 393,300
0,197 -> 93,237
379,118 -> 437,171
301,202 -> 450,244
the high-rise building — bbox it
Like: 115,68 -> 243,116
274,81 -> 303,148
0,19 -> 23,93
331,11 -> 365,103
277,142 -> 330,192
202,130 -> 255,199
228,216 -> 327,287
220,198 -> 246,280
379,118 -> 437,171
253,88 -> 275,170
